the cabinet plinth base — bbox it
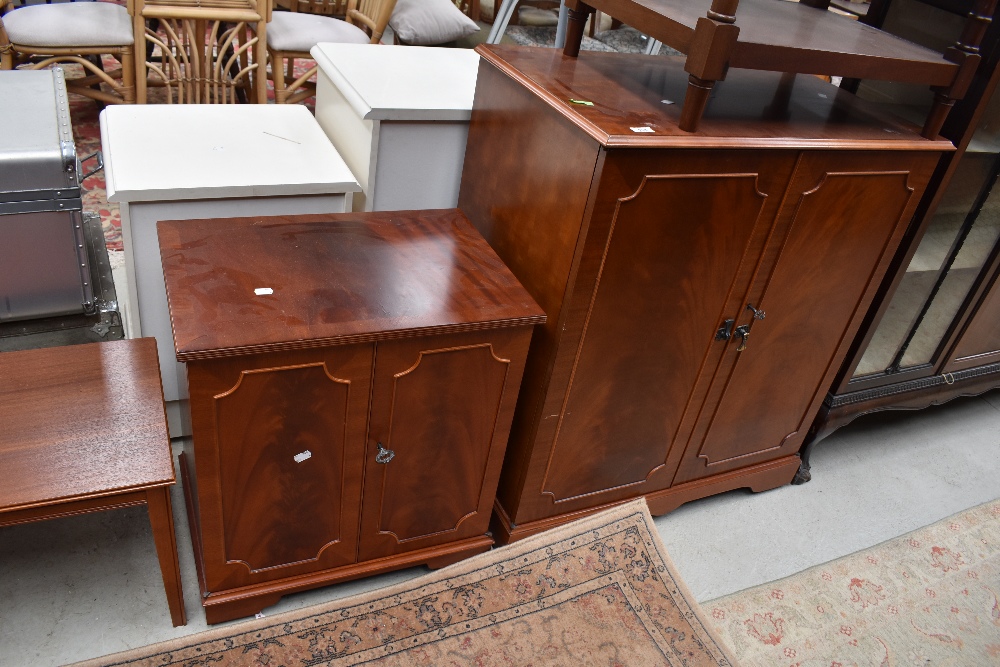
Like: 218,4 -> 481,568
492,456 -> 802,544
180,453 -> 495,624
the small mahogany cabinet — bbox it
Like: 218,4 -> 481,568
158,210 -> 544,623
458,45 -> 951,542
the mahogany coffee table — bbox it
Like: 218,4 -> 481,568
0,338 -> 186,626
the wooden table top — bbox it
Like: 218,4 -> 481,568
0,339 -> 174,512
158,209 -> 546,361
585,0 -> 955,84
475,45 -> 955,151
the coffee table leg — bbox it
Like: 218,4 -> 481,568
146,486 -> 187,626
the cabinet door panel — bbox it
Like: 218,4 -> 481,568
540,170 -> 774,505
674,153 -> 931,483
359,329 -> 531,560
945,265 -> 1000,371
187,345 -> 372,592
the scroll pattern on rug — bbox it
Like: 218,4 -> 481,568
75,499 -> 737,667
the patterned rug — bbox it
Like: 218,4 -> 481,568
705,498 -> 1000,666
72,499 -> 737,666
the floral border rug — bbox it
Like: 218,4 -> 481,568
73,499 -> 737,667
705,498 -> 1000,666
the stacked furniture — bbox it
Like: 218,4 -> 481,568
159,209 -> 544,623
458,44 -> 951,541
802,0 -> 1000,479
559,0 -> 994,137
100,104 -> 360,436
312,43 -> 480,212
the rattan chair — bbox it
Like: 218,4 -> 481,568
133,0 -> 270,103
274,0 -> 350,15
267,0 -> 397,104
0,0 -> 136,104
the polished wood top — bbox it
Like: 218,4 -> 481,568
159,210 -> 546,361
578,0 -> 955,83
0,339 -> 174,512
475,45 -> 955,151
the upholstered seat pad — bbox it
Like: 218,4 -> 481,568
268,12 -> 371,52
4,3 -> 134,47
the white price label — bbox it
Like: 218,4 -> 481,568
630,126 -> 655,133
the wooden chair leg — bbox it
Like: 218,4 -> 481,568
255,21 -> 268,103
562,2 -> 592,57
146,485 -> 186,627
679,75 -> 715,132
120,46 -> 136,104
134,14 -> 148,103
270,49 -> 287,104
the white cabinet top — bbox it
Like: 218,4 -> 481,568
311,44 -> 479,121
101,105 -> 361,203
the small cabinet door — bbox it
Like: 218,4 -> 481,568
673,151 -> 936,483
358,328 -> 531,561
187,344 -> 373,592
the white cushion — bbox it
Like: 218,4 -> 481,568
3,3 -> 133,48
389,0 -> 479,46
268,12 -> 371,52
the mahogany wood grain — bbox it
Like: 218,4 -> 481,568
0,339 -> 185,626
560,0 -> 994,135
474,45 -> 950,151
163,209 -> 544,622
673,152 -> 938,483
461,47 -> 948,541
190,510 -> 494,625
539,156 -> 794,510
358,328 -> 532,561
186,345 -> 373,593
158,210 -> 544,361
491,456 -> 802,543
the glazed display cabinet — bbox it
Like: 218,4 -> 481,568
802,0 -> 1000,481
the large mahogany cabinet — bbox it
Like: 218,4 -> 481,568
158,210 -> 544,623
802,0 -> 1000,478
458,45 -> 950,542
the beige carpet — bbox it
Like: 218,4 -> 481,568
705,498 -> 1000,666
73,499 -> 737,666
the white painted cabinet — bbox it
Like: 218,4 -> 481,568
101,105 -> 360,435
311,44 -> 479,212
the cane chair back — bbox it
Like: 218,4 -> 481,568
268,0 -> 398,104
276,0 -> 350,16
132,0 -> 269,103
0,0 -> 137,104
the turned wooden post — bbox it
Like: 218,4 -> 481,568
679,0 -> 741,132
562,0 -> 594,58
922,0 -> 996,139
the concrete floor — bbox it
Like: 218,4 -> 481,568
2,392 -> 998,666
